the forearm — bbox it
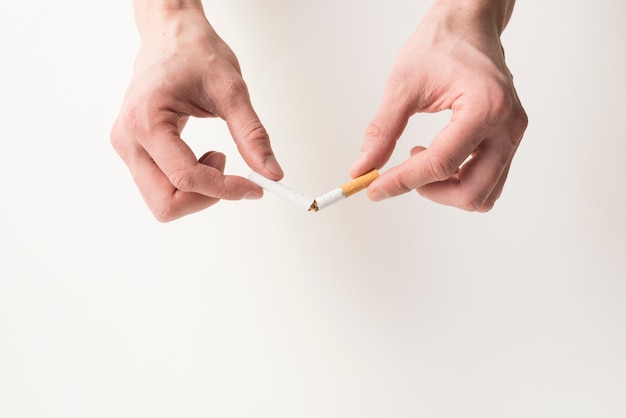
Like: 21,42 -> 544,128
133,0 -> 207,37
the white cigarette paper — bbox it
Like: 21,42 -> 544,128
308,169 -> 379,212
311,188 -> 344,211
248,172 -> 313,209
248,169 -> 379,212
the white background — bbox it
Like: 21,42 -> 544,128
1,1 -> 625,417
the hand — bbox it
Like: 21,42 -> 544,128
350,1 -> 527,211
111,4 -> 283,221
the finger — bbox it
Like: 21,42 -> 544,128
199,150 -> 226,173
120,145 -> 222,222
479,138 -> 521,211
178,115 -> 190,132
366,111 -> 486,201
138,120 -> 262,201
223,95 -> 284,181
349,89 -> 411,178
481,162 -> 511,211
410,145 -> 427,157
415,137 -> 515,211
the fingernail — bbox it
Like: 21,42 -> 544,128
264,155 -> 284,178
244,190 -> 263,200
369,187 -> 389,202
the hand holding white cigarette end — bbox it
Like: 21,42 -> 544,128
248,169 -> 379,212
110,1 -> 284,222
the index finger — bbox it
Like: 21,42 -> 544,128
138,119 -> 261,201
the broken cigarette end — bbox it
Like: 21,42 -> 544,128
340,169 -> 379,198
308,200 -> 319,212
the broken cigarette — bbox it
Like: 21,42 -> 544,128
248,171 -> 314,210
308,169 -> 379,212
248,169 -> 379,212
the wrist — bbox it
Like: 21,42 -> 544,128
428,0 -> 515,35
133,0 -> 208,38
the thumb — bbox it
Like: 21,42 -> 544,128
349,92 -> 410,178
225,100 -> 284,181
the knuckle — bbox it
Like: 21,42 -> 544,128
168,167 -> 196,192
216,75 -> 249,109
388,65 -> 421,100
463,195 -> 489,212
148,195 -> 183,223
479,198 -> 497,213
483,87 -> 514,125
109,124 -> 127,156
110,102 -> 148,156
152,205 -> 178,223
169,166 -> 226,198
512,107 -> 529,139
212,182 -> 226,199
241,119 -> 269,143
364,119 -> 384,138
461,188 -> 499,212
364,115 -> 400,143
392,172 -> 414,195
480,187 -> 505,212
483,84 -> 528,137
364,117 -> 395,146
118,102 -> 146,135
426,152 -> 458,182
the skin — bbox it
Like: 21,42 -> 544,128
111,0 -> 527,221
111,0 -> 284,222
350,0 -> 528,211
